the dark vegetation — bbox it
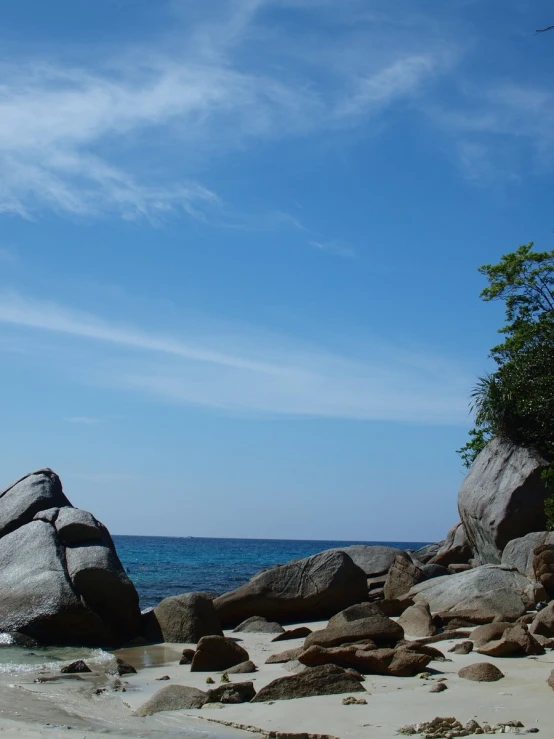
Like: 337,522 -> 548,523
457,244 -> 554,522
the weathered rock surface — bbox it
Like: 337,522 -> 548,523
470,622 -> 513,648
190,636 -> 249,672
0,470 -> 141,647
384,556 -> 427,600
408,564 -> 539,620
226,660 -> 257,674
501,532 -> 554,577
328,545 -> 411,578
397,602 -> 436,638
205,681 -> 256,704
61,660 -> 91,674
304,608 -> 403,650
298,644 -> 431,677
233,616 -> 284,634
529,601 -> 554,637
448,641 -> 473,655
135,685 -> 207,715
458,663 -> 504,682
213,550 -> 368,627
272,627 -> 312,642
420,563 -> 450,579
150,593 -> 223,643
458,438 -> 551,564
412,543 -> 443,564
265,647 -> 304,664
547,670 -> 554,691
431,522 -> 472,567
251,664 -> 365,702
179,648 -> 195,665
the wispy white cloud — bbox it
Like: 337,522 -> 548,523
0,291 -> 471,424
309,240 -> 355,258
0,0 -> 455,220
64,416 -> 102,425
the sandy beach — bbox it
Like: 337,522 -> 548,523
1,619 -> 552,739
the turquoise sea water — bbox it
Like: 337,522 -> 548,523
113,535 -> 430,610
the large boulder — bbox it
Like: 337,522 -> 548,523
408,564 -> 541,620
329,545 -> 411,578
502,532 -> 554,597
430,523 -> 472,567
298,644 -> 431,676
251,664 -> 365,702
304,606 -> 403,649
135,685 -> 207,715
213,550 -> 367,628
384,556 -> 427,599
0,470 -> 141,646
149,593 -> 223,643
397,602 -> 436,638
458,438 -> 551,564
190,636 -> 249,671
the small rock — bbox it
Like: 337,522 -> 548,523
61,660 -> 91,674
458,663 -> 504,682
429,682 -> 447,692
342,696 -> 367,705
156,675 -> 170,681
448,641 -> 473,655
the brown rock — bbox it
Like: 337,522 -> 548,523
383,556 -> 427,600
458,663 -> 504,682
298,643 -> 431,677
377,598 -> 414,617
251,664 -> 365,702
429,681 -> 448,692
205,681 -> 256,704
272,627 -> 312,642
502,623 -> 544,656
397,602 -> 436,638
190,636 -> 249,672
114,657 -> 137,676
547,669 -> 554,690
61,660 -> 91,674
233,616 -> 284,634
135,685 -> 207,715
304,609 -> 403,650
414,630 -> 471,645
448,641 -> 473,655
179,648 -> 195,665
477,637 -> 521,657
265,647 -> 304,664
529,601 -> 554,637
150,593 -> 223,643
226,660 -> 257,674
470,622 -> 513,648
431,522 -> 472,567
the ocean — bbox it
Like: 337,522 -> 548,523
113,535 -> 430,610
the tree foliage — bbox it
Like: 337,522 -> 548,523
458,243 -> 554,471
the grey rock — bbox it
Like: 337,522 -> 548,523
151,593 -> 223,643
329,545 -> 411,578
458,438 -> 551,564
412,543 -> 444,564
431,523 -> 472,567
397,602 -> 436,638
0,470 -> 70,537
501,532 -> 554,577
54,508 -> 105,545
61,660 -> 91,674
384,556 -> 427,600
214,550 -> 367,628
420,564 -> 450,579
233,616 -> 284,634
190,636 -> 249,672
408,564 -> 540,620
251,663 -> 365,702
135,685 -> 207,715
529,601 -> 554,637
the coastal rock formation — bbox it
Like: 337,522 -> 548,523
458,663 -> 504,682
430,522 -> 472,567
226,660 -> 257,674
529,601 -> 554,637
329,545 -> 411,578
298,643 -> 431,676
0,469 -> 141,646
135,685 -> 208,715
458,438 -> 551,564
448,641 -> 473,655
251,664 -> 365,702
408,564 -> 540,620
265,647 -> 304,664
476,623 -> 543,658
213,550 -> 367,627
411,542 -> 443,564
384,555 -> 427,599
397,601 -> 436,638
304,605 -> 403,649
470,622 -> 513,648
205,681 -> 256,704
233,616 -> 284,634
272,627 -> 312,641
149,593 -> 223,643
190,635 -> 249,671
502,533 -> 554,597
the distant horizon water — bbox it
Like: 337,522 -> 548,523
113,534 -> 431,610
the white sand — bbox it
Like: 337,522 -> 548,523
1,622 -> 553,739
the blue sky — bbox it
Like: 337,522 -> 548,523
1,0 -> 553,541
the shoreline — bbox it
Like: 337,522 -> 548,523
1,619 -> 551,739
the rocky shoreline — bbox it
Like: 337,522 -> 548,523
1,438 -> 554,738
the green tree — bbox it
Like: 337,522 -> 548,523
458,243 -> 554,469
